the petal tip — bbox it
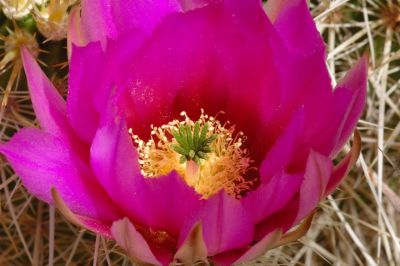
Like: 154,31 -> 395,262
111,218 -> 162,266
174,222 -> 208,265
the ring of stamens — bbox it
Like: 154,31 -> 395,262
130,110 -> 256,199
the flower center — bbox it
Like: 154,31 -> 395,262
130,110 -> 256,199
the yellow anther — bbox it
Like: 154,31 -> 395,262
130,110 -> 256,199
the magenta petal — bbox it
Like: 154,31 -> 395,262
331,56 -> 368,155
222,0 -> 267,27
180,192 -> 254,256
116,5 -> 233,133
264,52 -> 336,165
140,173 -> 201,236
272,0 -> 325,55
295,151 -> 333,223
325,152 -> 353,197
67,43 -> 111,143
178,0 -> 210,11
90,105 -> 146,221
22,46 -> 95,160
260,108 -> 305,183
254,196 -> 299,240
325,131 -> 361,196
117,3 -> 281,140
0,128 -> 121,222
111,218 -> 161,266
109,0 -> 181,35
105,29 -> 146,84
81,0 -> 181,45
263,1 -> 336,162
178,0 -> 263,13
21,47 -> 69,138
298,56 -> 367,159
243,172 -> 302,224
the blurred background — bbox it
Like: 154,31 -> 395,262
0,0 -> 399,265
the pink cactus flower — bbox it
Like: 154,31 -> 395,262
0,0 -> 367,265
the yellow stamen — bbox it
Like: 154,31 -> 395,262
130,110 -> 256,199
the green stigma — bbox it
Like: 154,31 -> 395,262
171,122 -> 217,165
